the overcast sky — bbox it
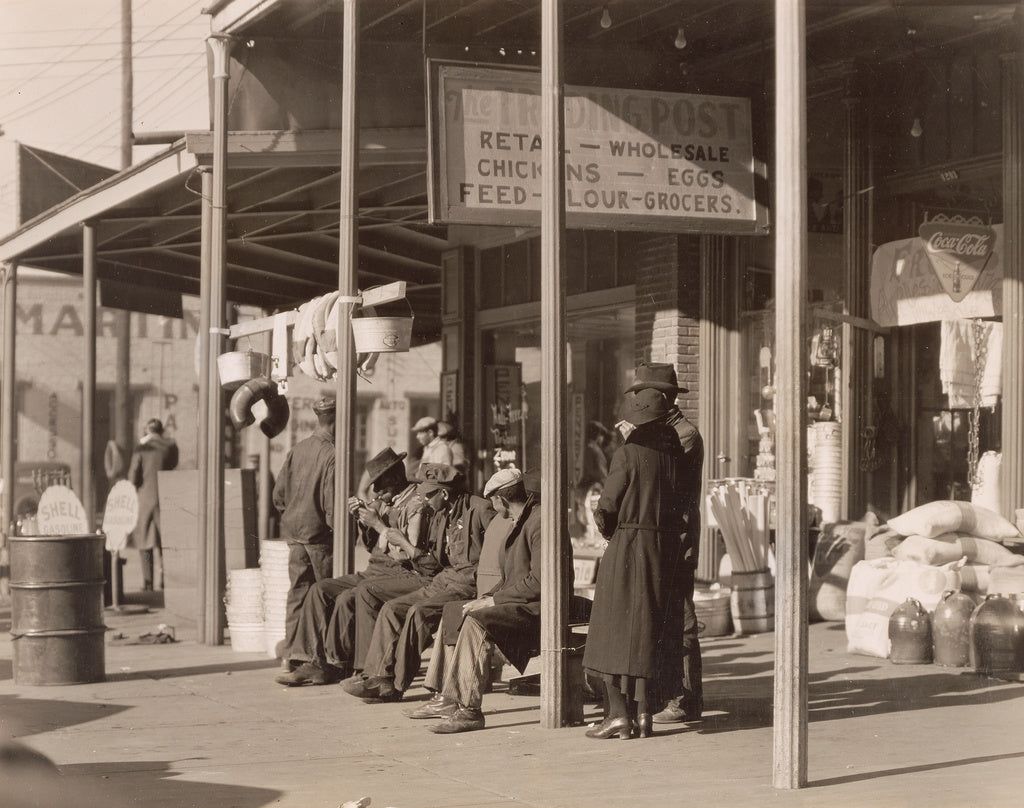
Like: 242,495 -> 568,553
0,0 -> 212,229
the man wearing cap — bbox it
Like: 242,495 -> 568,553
412,416 -> 453,473
413,468 -> 570,733
623,363 -> 706,724
341,464 -> 495,702
275,446 -> 436,686
272,397 -> 337,658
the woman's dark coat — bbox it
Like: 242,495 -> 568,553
583,421 -> 689,682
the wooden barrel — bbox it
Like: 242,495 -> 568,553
10,534 -> 106,685
729,569 -> 775,635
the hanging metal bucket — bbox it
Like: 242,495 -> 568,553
350,316 -> 413,353
10,534 -> 107,685
217,350 -> 272,390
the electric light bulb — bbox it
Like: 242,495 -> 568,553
910,117 -> 923,138
674,27 -> 687,49
600,6 -> 612,29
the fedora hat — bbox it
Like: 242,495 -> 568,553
416,463 -> 459,495
619,388 -> 673,426
624,362 -> 687,396
365,446 -> 408,484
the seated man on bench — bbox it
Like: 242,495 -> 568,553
341,464 -> 495,702
406,467 -> 571,733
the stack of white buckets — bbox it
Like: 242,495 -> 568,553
260,540 -> 291,658
224,569 -> 265,652
809,421 -> 842,525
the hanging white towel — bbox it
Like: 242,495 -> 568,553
939,319 -> 975,408
979,320 -> 1002,408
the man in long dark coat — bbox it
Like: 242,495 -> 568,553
624,364 -> 706,724
127,418 -> 178,591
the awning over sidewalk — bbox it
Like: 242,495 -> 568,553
0,129 -> 445,344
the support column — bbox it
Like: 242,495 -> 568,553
334,0 -> 360,576
82,224 -> 97,532
539,0 -> 570,729
196,166 -> 214,642
698,236 -> 742,581
841,76 -> 872,520
204,33 -> 233,645
773,0 -> 809,790
1,263 -> 17,601
1000,41 -> 1024,521
440,247 -> 479,490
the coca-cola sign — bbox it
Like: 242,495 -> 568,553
918,215 -> 996,303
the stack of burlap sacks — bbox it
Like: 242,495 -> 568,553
807,501 -> 1024,659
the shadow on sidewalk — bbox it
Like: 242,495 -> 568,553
697,666 -> 1024,734
809,749 -> 1024,788
1,693 -> 131,735
105,658 -> 279,682
48,759 -> 279,808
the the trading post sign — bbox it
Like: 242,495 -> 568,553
431,64 -> 765,234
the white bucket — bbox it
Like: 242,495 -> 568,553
217,351 -> 271,390
228,622 -> 265,653
350,316 -> 413,353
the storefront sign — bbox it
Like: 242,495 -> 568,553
483,364 -> 523,471
102,479 -> 139,552
431,63 -> 765,234
870,223 -> 1003,327
36,485 -> 90,535
918,215 -> 995,303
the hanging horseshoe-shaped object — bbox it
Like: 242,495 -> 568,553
259,391 -> 291,438
229,377 -> 280,430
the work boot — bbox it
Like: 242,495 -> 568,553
274,661 -> 339,687
404,693 -> 458,720
429,706 -> 485,734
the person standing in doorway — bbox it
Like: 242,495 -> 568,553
273,397 -> 337,666
127,418 -> 179,591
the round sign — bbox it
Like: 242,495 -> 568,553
36,485 -> 90,536
102,479 -> 139,552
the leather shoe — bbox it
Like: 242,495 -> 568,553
636,713 -> 653,738
274,661 -> 338,687
404,694 -> 458,720
585,716 -> 633,739
429,706 -> 485,734
652,703 -> 702,724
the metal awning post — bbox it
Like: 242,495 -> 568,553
196,166 -> 214,643
773,0 -> 809,790
204,33 -> 234,645
82,224 -> 97,534
1,263 -> 17,576
539,0 -> 570,728
334,0 -> 359,576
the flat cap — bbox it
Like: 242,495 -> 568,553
416,463 -> 459,495
412,416 -> 438,432
483,467 -> 523,498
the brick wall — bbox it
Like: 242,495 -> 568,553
633,234 -> 701,424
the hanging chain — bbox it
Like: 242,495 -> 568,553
968,318 -> 988,490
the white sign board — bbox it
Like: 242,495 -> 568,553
432,64 -> 766,234
102,479 -> 139,552
36,485 -> 90,535
870,223 -> 1004,327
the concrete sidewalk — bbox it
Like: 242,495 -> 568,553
2,593 -> 1023,808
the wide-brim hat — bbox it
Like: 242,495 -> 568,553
619,388 -> 673,426
624,362 -> 687,396
416,462 -> 459,495
365,446 -> 408,484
